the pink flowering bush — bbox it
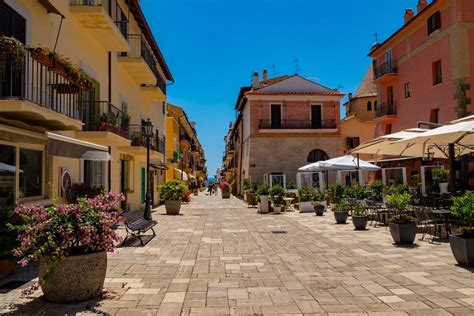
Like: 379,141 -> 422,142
220,181 -> 230,191
12,191 -> 125,269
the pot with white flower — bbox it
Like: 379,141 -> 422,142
434,168 -> 449,194
269,184 -> 285,214
12,192 -> 125,303
298,187 -> 315,213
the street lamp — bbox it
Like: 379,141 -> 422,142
144,118 -> 153,220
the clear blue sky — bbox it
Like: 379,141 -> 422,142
140,0 -> 414,178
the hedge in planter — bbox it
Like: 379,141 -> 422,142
12,192 -> 125,303
256,184 -> 270,214
299,187 -> 315,213
159,179 -> 188,215
333,199 -> 350,224
449,191 -> 474,267
386,192 -> 416,245
352,204 -> 368,230
269,184 -> 285,214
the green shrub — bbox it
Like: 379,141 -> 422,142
298,186 -> 315,202
383,184 -> 409,197
312,191 -> 326,203
433,168 -> 449,183
345,185 -> 367,199
386,192 -> 414,223
327,184 -> 345,203
369,180 -> 385,201
0,192 -> 18,260
159,180 -> 188,201
269,184 -> 285,206
333,199 -> 350,212
286,181 -> 297,190
451,191 -> 474,237
352,204 -> 367,216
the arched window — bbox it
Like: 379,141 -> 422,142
367,101 -> 372,111
307,149 -> 329,163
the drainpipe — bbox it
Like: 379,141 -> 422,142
107,52 -> 112,189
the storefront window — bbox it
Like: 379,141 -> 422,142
84,160 -> 105,188
19,148 -> 42,198
0,145 -> 16,202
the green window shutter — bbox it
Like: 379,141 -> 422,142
141,167 -> 146,203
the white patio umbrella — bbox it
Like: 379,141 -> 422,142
351,128 -> 427,156
298,161 -> 324,172
318,155 -> 381,171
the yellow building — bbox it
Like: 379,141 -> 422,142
166,104 -> 206,185
340,65 -> 377,161
0,0 -> 173,211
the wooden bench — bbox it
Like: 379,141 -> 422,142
122,211 -> 157,245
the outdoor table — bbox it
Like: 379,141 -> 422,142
283,197 -> 295,212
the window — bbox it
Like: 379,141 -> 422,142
0,144 -> 16,203
432,60 -> 442,85
346,137 -> 360,150
404,82 -> 411,98
428,11 -> 441,35
367,101 -> 372,111
84,160 -> 106,188
270,104 -> 282,127
307,149 -> 329,163
430,108 -> 439,123
269,173 -> 286,189
19,148 -> 42,198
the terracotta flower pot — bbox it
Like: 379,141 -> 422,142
165,200 -> 181,215
0,259 -> 16,279
39,251 -> 107,303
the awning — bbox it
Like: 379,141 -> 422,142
47,132 -> 108,159
81,150 -> 112,161
174,168 -> 188,181
151,163 -> 168,170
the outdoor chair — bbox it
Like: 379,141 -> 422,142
423,208 -> 448,243
413,206 -> 428,241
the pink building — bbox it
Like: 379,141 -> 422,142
370,0 -> 474,136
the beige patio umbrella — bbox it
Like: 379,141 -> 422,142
351,128 -> 428,156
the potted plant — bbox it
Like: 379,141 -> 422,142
11,192 -> 124,303
327,184 -> 345,209
449,191 -> 474,267
220,181 -> 231,199
0,36 -> 25,74
286,181 -> 298,194
0,192 -> 19,279
352,204 -> 368,230
333,199 -> 350,224
269,184 -> 285,214
386,192 -> 416,245
299,186 -> 315,213
434,168 -> 449,194
159,179 -> 187,215
256,184 -> 270,214
27,45 -> 53,67
369,180 -> 385,202
313,191 -> 326,216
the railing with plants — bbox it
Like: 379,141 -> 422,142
258,119 -> 337,129
86,101 -> 130,137
0,36 -> 95,121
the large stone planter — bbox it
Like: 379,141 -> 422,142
39,251 -> 107,303
258,195 -> 269,214
165,200 -> 181,215
222,190 -> 230,199
314,204 -> 325,216
334,211 -> 349,224
299,201 -> 314,213
449,235 -> 474,267
352,215 -> 368,230
0,259 -> 16,279
389,222 -> 417,245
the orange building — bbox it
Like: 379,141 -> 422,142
370,0 -> 474,136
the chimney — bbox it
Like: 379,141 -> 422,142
417,0 -> 428,13
348,93 -> 353,100
404,9 -> 414,24
252,71 -> 259,89
262,69 -> 268,82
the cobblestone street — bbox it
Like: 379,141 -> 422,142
2,193 -> 474,315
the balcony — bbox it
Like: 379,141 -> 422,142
129,124 -> 165,154
82,101 -> 130,138
118,34 -> 159,85
258,119 -> 337,132
374,61 -> 398,84
0,50 -> 84,130
375,102 -> 397,121
69,0 -> 130,52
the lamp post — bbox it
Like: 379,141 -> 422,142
144,118 -> 153,220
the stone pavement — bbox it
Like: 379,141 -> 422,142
1,193 -> 474,315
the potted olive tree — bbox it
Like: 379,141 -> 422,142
434,168 -> 449,194
352,204 -> 368,230
449,191 -> 474,267
220,181 -> 231,199
256,184 -> 270,214
313,191 -> 326,216
269,184 -> 285,214
159,179 -> 188,215
12,192 -> 124,303
333,199 -> 350,224
386,192 -> 416,245
299,186 -> 315,213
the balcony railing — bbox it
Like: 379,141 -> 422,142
0,50 -> 82,121
258,119 -> 337,130
70,0 -> 128,39
84,101 -> 129,137
129,124 -> 165,153
374,61 -> 398,79
376,101 -> 397,118
121,34 -> 160,78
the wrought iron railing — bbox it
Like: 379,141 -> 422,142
376,101 -> 397,118
121,34 -> 160,80
70,0 -> 128,39
0,51 -> 82,121
84,101 -> 130,137
129,124 -> 166,153
374,61 -> 398,79
258,119 -> 337,129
